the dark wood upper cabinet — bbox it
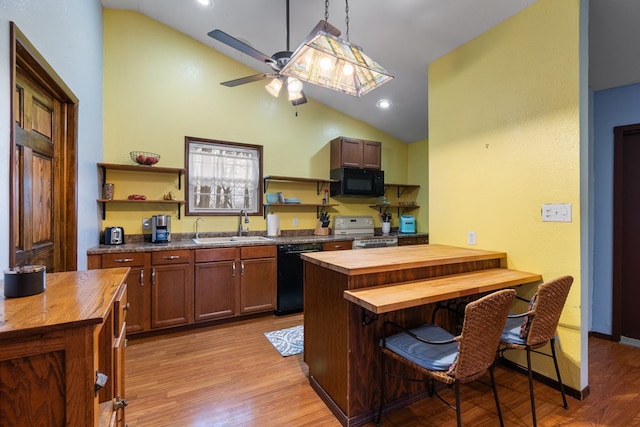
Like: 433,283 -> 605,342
330,136 -> 382,170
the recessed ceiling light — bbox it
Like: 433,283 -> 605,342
196,0 -> 214,7
376,99 -> 391,109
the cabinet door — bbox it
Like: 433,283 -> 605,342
151,264 -> 194,329
362,140 -> 382,169
101,252 -> 150,334
331,137 -> 363,169
113,322 -> 127,427
240,257 -> 276,314
194,260 -> 236,321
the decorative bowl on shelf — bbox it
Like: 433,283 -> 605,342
130,151 -> 160,166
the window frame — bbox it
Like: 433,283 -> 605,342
184,136 -> 264,216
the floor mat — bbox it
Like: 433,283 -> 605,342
264,325 -> 304,357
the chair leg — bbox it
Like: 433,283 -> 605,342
489,365 -> 505,427
526,347 -> 537,427
550,338 -> 569,409
454,381 -> 462,427
377,352 -> 386,425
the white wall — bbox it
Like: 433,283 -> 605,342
0,0 -> 104,270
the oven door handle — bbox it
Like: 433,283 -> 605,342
284,249 -> 322,255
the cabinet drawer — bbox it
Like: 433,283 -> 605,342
195,247 -> 238,263
152,250 -> 193,265
323,241 -> 352,251
102,252 -> 146,267
241,245 -> 276,259
114,284 -> 128,338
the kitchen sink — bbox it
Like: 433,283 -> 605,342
192,236 -> 274,244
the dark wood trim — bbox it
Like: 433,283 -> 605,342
612,123 -> 640,341
589,330 -> 613,341
9,22 -> 78,271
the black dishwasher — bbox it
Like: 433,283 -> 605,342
276,242 -> 323,315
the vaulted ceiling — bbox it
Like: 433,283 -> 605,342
101,0 -> 640,143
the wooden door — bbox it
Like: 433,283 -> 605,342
14,72 -> 56,269
10,23 -> 78,271
613,123 -> 640,341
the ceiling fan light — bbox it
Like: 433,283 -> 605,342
280,23 -> 393,97
320,56 -> 333,70
287,77 -> 303,94
288,90 -> 304,101
265,78 -> 283,97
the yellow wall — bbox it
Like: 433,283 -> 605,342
103,9 -> 412,235
429,0 -> 583,389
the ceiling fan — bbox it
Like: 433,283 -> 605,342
207,0 -> 340,106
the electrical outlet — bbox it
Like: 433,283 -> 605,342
541,203 -> 572,222
142,218 -> 151,229
467,231 -> 476,245
293,217 -> 299,227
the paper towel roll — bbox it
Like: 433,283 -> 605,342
267,214 -> 280,236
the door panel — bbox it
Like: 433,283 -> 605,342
613,124 -> 640,341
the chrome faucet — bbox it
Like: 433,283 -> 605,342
195,217 -> 204,239
238,210 -> 249,236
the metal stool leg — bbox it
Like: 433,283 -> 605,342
526,347 -> 537,427
489,365 -> 505,427
550,338 -> 569,409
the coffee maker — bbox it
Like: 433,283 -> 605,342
151,215 -> 171,243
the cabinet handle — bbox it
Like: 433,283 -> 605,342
151,268 -> 156,285
139,268 -> 144,285
114,258 -> 134,263
232,261 -> 236,277
241,261 -> 245,276
124,302 -> 130,311
113,397 -> 128,410
163,255 -> 180,260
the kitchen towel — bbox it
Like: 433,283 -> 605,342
267,213 -> 280,236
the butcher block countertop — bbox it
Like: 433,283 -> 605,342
300,244 -> 507,276
344,267 -> 542,314
0,267 -> 129,338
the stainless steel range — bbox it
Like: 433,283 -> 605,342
333,216 -> 398,249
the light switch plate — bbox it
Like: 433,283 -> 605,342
542,203 -> 572,222
142,218 -> 151,229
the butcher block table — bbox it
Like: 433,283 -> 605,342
301,244 -> 541,427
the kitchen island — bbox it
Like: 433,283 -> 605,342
0,268 -> 129,427
301,244 -> 541,426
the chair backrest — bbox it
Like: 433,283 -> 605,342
455,289 -> 516,381
526,275 -> 574,346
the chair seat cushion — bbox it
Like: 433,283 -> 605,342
501,315 -> 527,345
384,324 -> 458,371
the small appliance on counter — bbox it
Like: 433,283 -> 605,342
102,226 -> 125,245
399,215 -> 416,234
152,214 -> 171,243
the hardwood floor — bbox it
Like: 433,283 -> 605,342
125,314 -> 640,426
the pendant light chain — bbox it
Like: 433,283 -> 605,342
324,0 -> 330,31
345,0 -> 350,41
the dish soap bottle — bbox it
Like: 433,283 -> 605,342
323,189 -> 329,205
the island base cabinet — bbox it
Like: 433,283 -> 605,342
0,269 -> 129,427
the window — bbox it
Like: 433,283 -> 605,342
185,137 -> 263,216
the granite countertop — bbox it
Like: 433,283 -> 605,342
87,231 -> 429,254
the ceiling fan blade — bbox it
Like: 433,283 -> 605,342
291,90 -> 307,106
221,73 -> 277,87
208,29 -> 275,65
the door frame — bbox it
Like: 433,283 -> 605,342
612,123 -> 640,341
9,22 -> 78,270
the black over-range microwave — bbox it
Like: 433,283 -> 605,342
330,167 -> 385,197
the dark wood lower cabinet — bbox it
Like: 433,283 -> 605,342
89,245 -> 277,336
